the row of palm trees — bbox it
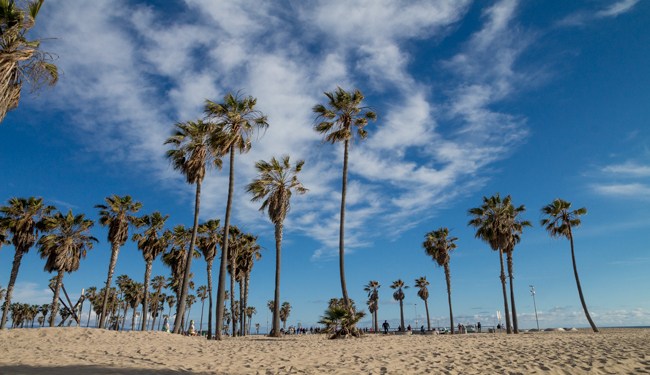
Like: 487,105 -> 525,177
362,195 -> 598,335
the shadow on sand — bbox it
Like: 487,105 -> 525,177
0,364 -> 209,374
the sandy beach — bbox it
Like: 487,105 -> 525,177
0,328 -> 648,374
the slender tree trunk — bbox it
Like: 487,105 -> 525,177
0,250 -> 25,329
86,304 -> 92,327
339,140 -> 351,310
206,261 -> 213,339
174,180 -> 202,333
150,293 -> 159,331
244,275 -> 250,335
131,305 -> 137,331
568,228 -> 599,332
424,298 -> 431,331
399,298 -> 405,330
373,309 -> 377,333
50,271 -> 64,327
498,249 -> 512,334
239,279 -> 244,336
99,243 -> 121,329
122,304 -> 128,331
272,223 -> 282,337
443,263 -> 454,335
216,147 -> 236,340
199,299 -> 205,336
141,260 -> 153,331
230,260 -> 237,336
506,251 -> 519,333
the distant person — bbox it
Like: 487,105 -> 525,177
477,322 -> 481,333
407,325 -> 412,332
420,325 -> 425,333
382,320 -> 390,334
162,317 -> 170,333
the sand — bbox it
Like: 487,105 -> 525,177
0,328 -> 648,374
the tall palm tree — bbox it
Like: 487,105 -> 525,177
279,302 -> 291,330
247,155 -> 307,337
225,225 -> 243,336
132,211 -> 170,331
84,286 -> 97,327
235,233 -> 261,337
196,285 -> 207,335
162,225 -> 199,327
313,87 -> 376,311
197,219 -> 220,339
96,195 -> 142,329
124,281 -> 143,331
390,280 -> 407,330
0,196 -> 53,329
37,210 -> 96,326
0,0 -> 58,124
150,275 -> 167,330
468,194 -> 514,334
423,227 -> 457,334
541,199 -> 599,333
205,92 -> 268,340
165,119 -> 222,334
363,280 -> 380,333
414,276 -> 431,331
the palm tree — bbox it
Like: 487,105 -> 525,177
197,219 -> 220,339
279,302 -> 291,330
165,119 -> 222,334
205,92 -> 268,340
150,275 -> 167,330
247,155 -> 307,337
541,199 -> 599,333
0,284 -> 5,304
414,276 -> 431,331
83,286 -> 97,327
235,233 -> 261,337
115,274 -> 132,330
196,285 -> 208,335
225,225 -> 242,336
0,0 -> 58,124
124,281 -> 143,330
245,306 -> 256,334
390,279 -> 408,330
0,196 -> 53,329
468,194 -> 514,334
39,303 -> 49,326
423,227 -> 457,334
37,210 -> 96,326
132,211 -> 170,331
96,195 -> 142,329
166,295 -> 176,324
313,87 -> 376,311
185,294 -> 196,332
363,280 -> 380,333
319,298 -> 365,339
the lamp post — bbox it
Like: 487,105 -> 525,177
529,285 -> 539,331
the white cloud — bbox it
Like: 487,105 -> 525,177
558,0 -> 640,27
602,162 -> 650,177
592,183 -> 650,198
596,0 -> 640,18
10,282 -> 52,305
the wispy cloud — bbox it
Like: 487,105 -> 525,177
592,160 -> 650,199
558,0 -> 640,27
592,183 -> 650,198
602,162 -> 650,177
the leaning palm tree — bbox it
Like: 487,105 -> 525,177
541,199 -> 599,333
313,87 -> 376,311
423,227 -> 457,334
390,279 -> 408,330
414,276 -> 431,331
468,194 -> 513,334
279,302 -> 291,330
132,211 -> 170,331
165,119 -> 222,334
196,285 -> 207,335
37,210 -> 97,326
205,92 -> 268,340
197,219 -> 220,339
0,196 -> 53,329
247,155 -> 307,337
0,0 -> 58,124
363,280 -> 380,333
96,195 -> 142,329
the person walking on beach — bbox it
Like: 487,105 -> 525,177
477,322 -> 481,333
382,320 -> 390,334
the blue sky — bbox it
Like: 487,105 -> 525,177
1,0 -> 649,331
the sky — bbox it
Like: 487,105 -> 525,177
1,0 -> 649,332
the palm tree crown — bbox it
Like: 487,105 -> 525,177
164,119 -> 223,184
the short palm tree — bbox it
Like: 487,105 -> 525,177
225,225 -> 243,336
165,119 -> 222,333
162,225 -> 200,322
205,92 -> 268,340
197,219 -> 220,339
235,233 -> 261,336
414,276 -> 431,331
390,279 -> 408,330
132,211 -> 169,331
423,228 -> 457,334
247,155 -> 307,337
245,306 -> 256,334
37,210 -> 96,326
0,196 -> 53,329
83,286 -> 97,327
279,302 -> 291,330
541,199 -> 599,333
319,297 -> 365,339
185,294 -> 196,332
150,275 -> 167,330
96,195 -> 142,329
313,87 -> 376,311
166,295 -> 176,323
363,280 -> 380,333
0,0 -> 58,124
196,285 -> 208,334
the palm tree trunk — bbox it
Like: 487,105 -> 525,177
339,140 -> 351,310
141,260 -> 153,331
131,306 -> 137,331
399,299 -> 405,330
506,251 -> 519,333
206,261 -> 213,339
150,294 -> 158,331
122,304 -> 128,331
216,146 -> 236,340
424,299 -> 431,331
86,304 -> 92,327
0,250 -> 25,329
99,243 -> 121,329
498,249 -> 512,334
444,264 -> 454,335
272,223 -> 282,337
174,180 -> 202,333
244,275 -> 250,335
199,300 -> 205,336
568,228 -> 599,332
239,279 -> 244,336
230,263 -> 237,336
373,309 -> 378,333
50,271 -> 64,327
